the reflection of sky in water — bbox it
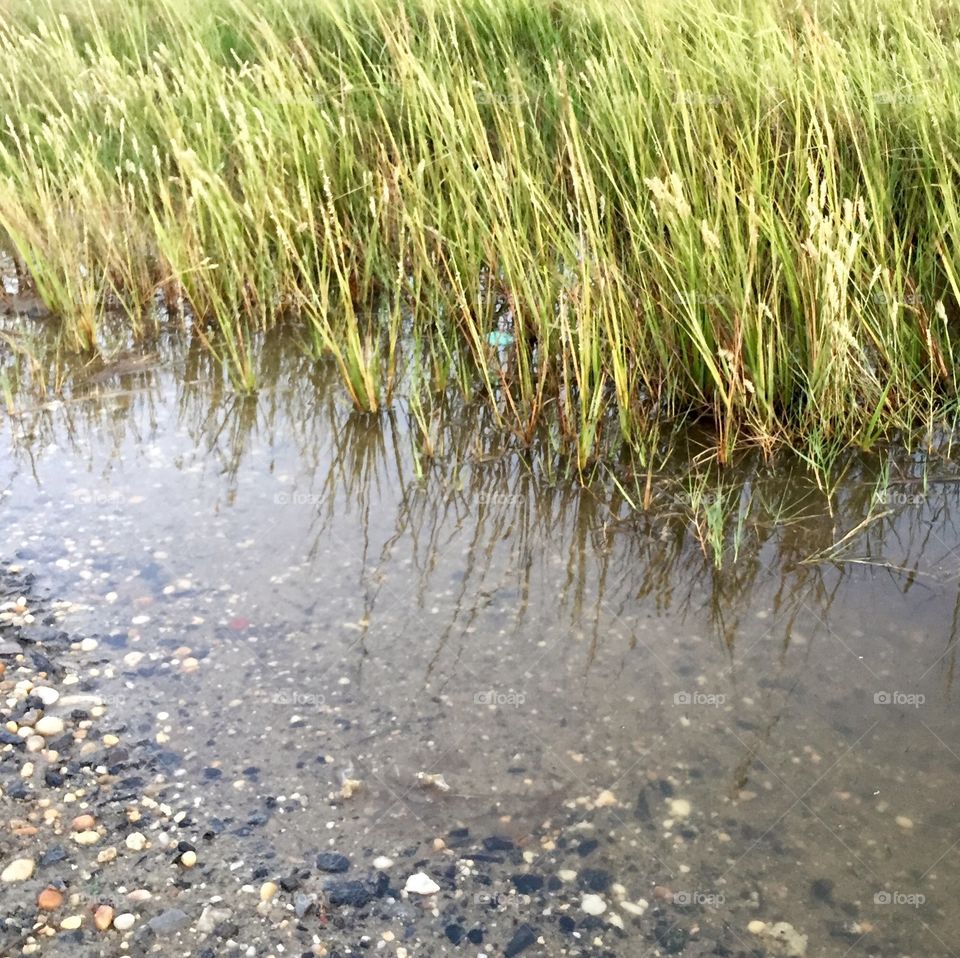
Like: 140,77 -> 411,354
2,327 -> 960,955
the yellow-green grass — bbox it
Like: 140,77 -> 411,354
0,0 -> 959,475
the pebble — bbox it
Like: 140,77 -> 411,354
113,913 -> 136,932
260,881 -> 279,901
33,687 -> 59,706
294,892 -> 316,918
595,789 -> 618,807
748,920 -> 767,934
79,638 -> 99,652
316,852 -> 350,873
581,894 -> 607,915
557,869 -> 578,882
180,850 -> 197,868
37,887 -> 64,910
325,880 -> 373,907
404,872 -> 440,895
72,814 -> 96,831
372,856 -> 394,870
668,798 -> 692,818
60,915 -> 83,930
126,832 -> 147,851
148,908 -> 190,937
72,830 -> 100,846
1,858 -> 35,882
34,716 -> 65,737
504,923 -> 537,957
197,905 -> 231,934
97,846 -> 118,864
94,904 -> 115,931
767,922 -> 808,957
895,815 -> 914,829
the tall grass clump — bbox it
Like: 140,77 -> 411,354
0,0 -> 959,469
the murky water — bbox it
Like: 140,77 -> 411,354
3,325 -> 960,956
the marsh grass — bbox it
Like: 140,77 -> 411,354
1,0 -> 960,478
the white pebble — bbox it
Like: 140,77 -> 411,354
125,832 -> 147,851
35,716 -> 65,737
32,687 -> 59,706
1,858 -> 34,882
404,872 -> 440,895
581,894 -> 607,915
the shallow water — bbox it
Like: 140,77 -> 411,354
3,327 -> 960,956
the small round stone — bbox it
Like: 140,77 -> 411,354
37,887 -> 64,910
125,832 -> 147,851
60,915 -> 83,930
260,881 -> 278,901
179,850 -> 197,868
33,687 -> 59,706
72,814 -> 96,831
581,894 -> 607,915
72,830 -> 100,846
748,920 -> 767,935
112,913 -> 136,931
34,716 -> 65,737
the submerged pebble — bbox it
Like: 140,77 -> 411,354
581,894 -> 607,915
1,858 -> 34,882
404,872 -> 440,895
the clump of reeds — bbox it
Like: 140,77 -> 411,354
0,0 -> 959,475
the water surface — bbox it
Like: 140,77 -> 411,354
3,327 -> 960,956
